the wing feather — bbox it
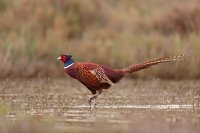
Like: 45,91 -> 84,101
89,67 -> 114,85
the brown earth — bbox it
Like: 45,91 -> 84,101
0,78 -> 200,133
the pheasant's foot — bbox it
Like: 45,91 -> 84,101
88,97 -> 97,110
88,89 -> 102,109
88,94 -> 98,105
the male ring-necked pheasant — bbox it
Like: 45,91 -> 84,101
57,54 -> 184,106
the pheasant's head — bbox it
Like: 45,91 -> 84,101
57,54 -> 72,63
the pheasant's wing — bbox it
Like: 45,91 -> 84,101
89,67 -> 114,85
76,65 -> 114,90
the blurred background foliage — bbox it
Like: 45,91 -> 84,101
0,0 -> 200,79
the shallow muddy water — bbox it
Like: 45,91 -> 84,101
0,78 -> 200,132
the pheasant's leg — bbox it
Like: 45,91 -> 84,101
88,89 -> 103,106
88,94 -> 98,105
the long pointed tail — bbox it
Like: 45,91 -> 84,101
122,54 -> 185,73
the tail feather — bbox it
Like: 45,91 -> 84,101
122,54 -> 185,73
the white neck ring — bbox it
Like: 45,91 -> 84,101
64,62 -> 75,69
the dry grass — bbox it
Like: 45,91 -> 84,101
0,0 -> 200,79
151,4 -> 200,34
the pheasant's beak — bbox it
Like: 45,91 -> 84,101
57,56 -> 61,60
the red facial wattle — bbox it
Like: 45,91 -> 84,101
61,55 -> 67,63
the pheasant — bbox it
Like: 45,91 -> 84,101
57,54 -> 184,106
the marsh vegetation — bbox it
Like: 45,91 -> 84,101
0,0 -> 200,78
